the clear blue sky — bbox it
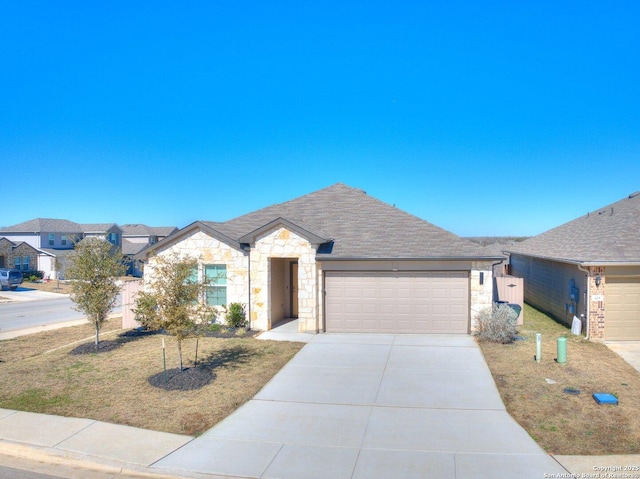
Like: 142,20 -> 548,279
2,1 -> 638,237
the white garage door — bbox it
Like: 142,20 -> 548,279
606,277 -> 640,340
325,271 -> 469,334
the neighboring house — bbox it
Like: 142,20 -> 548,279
0,237 -> 52,273
121,224 -> 178,276
0,219 -> 123,279
137,183 -> 501,334
0,218 -> 83,278
505,191 -> 640,341
82,223 -> 123,247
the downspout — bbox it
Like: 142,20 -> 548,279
243,245 -> 252,331
577,264 -> 590,339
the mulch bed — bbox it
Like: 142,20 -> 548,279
148,367 -> 215,391
69,340 -> 123,355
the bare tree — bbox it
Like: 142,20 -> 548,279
134,253 -> 215,371
66,237 -> 125,348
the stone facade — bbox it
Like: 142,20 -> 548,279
470,261 -> 495,331
587,266 -> 606,340
143,225 -> 493,335
251,227 -> 319,332
0,238 -> 39,272
147,230 -> 249,321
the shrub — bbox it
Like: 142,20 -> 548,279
224,302 -> 247,328
21,270 -> 44,281
474,303 -> 518,344
132,294 -> 159,331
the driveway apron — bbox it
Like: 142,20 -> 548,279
153,334 -> 564,479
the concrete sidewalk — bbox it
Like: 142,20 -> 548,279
1,327 -> 636,478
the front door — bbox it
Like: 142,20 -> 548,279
290,262 -> 299,318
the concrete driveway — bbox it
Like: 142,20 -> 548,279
154,333 -> 564,478
606,341 -> 640,373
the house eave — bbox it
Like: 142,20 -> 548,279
505,251 -> 640,267
317,255 -> 505,262
134,221 -> 244,261
238,217 -> 332,245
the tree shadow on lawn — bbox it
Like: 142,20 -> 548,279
148,344 -> 257,391
68,328 -> 160,355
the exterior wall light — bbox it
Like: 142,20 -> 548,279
595,275 -> 602,287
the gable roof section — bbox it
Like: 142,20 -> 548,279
224,183 -> 487,259
142,183 -> 494,260
0,237 -> 55,257
506,192 -> 640,264
238,217 -> 332,245
137,221 -> 247,258
81,223 -> 122,234
122,239 -> 149,255
121,224 -> 178,237
0,218 -> 83,234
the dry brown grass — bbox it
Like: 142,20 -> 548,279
0,319 -> 303,436
479,304 -> 640,455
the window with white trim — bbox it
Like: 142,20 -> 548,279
48,233 -> 55,246
61,234 -> 67,246
205,264 -> 227,306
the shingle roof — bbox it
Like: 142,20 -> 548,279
0,218 -> 83,233
148,183 -> 493,260
40,248 -> 77,258
122,239 -> 149,256
121,224 -> 178,237
506,191 -> 640,264
81,223 -> 121,233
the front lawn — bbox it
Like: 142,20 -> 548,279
0,319 -> 303,436
479,304 -> 640,455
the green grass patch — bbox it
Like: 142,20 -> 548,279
3,388 -> 73,412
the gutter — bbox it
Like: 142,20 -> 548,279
317,255 -> 506,262
506,251 -> 640,267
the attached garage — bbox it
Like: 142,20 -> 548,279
324,271 -> 469,334
606,277 -> 640,340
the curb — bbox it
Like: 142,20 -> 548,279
0,442 -> 181,479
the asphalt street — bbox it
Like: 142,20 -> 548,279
0,292 -> 122,335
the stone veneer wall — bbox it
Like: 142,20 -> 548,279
0,238 -> 39,272
470,261 -> 494,332
587,266 -> 606,340
251,227 -> 318,332
147,230 -> 249,321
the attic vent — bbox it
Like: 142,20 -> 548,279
629,191 -> 640,199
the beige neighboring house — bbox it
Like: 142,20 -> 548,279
121,224 -> 178,276
505,191 -> 640,341
137,183 -> 502,334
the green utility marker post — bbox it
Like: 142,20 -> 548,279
556,336 -> 567,364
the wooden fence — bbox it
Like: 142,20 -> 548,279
495,275 -> 524,325
121,280 -> 143,329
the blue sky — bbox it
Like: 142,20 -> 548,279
2,1 -> 638,237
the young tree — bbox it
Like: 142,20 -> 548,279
66,237 -> 125,348
134,253 -> 215,371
